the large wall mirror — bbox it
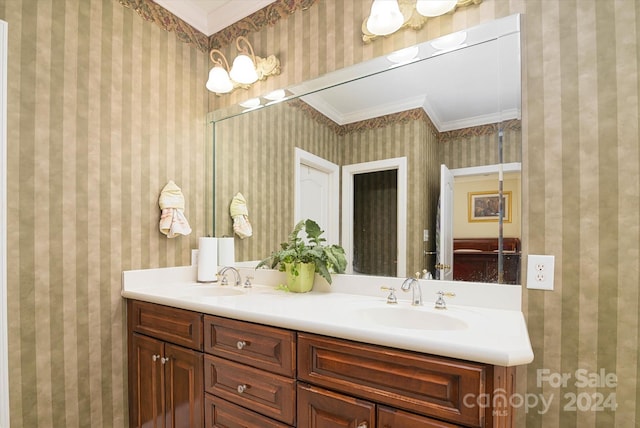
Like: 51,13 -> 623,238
209,14 -> 522,284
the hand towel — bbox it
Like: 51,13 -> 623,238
230,192 -> 252,239
159,180 -> 192,238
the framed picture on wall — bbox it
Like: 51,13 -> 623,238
468,191 -> 512,223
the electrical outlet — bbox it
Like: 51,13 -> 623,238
526,255 -> 555,290
191,249 -> 199,266
423,229 -> 429,242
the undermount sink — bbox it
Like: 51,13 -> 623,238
356,306 -> 468,331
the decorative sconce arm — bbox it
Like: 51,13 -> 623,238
209,49 -> 230,71
235,36 -> 256,63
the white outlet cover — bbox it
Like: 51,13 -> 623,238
526,254 -> 555,290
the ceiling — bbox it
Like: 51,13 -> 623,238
290,32 -> 521,131
153,0 -> 276,36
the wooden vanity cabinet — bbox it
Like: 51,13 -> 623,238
203,315 -> 297,427
127,300 -> 204,428
127,300 -> 516,428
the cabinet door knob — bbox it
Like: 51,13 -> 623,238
152,354 -> 161,362
161,357 -> 170,364
356,422 -> 368,428
236,340 -> 247,350
236,384 -> 247,394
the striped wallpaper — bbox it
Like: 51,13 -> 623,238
2,0 -> 209,426
2,0 -> 638,427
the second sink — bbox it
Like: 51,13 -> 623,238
355,306 -> 468,331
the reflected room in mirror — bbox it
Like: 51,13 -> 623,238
209,14 -> 522,285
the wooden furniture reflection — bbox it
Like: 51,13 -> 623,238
453,238 -> 521,284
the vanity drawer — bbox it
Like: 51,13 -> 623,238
205,394 -> 292,428
127,300 -> 203,350
297,333 -> 488,427
204,355 -> 296,425
204,315 -> 296,377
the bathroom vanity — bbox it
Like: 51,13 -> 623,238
123,266 -> 533,428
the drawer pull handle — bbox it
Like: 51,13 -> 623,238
152,354 -> 161,362
356,422 -> 368,428
237,384 -> 247,394
236,340 -> 247,350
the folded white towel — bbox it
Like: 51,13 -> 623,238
159,181 -> 192,238
230,192 -> 252,239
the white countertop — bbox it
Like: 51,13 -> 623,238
122,266 -> 534,367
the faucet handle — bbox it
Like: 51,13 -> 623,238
380,286 -> 398,304
435,291 -> 455,309
219,274 -> 229,286
244,276 -> 253,288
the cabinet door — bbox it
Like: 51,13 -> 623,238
164,343 -> 204,428
130,333 -> 165,428
378,406 -> 462,428
297,383 -> 374,428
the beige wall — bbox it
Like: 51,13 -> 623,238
3,0 -> 639,427
1,0 -> 209,426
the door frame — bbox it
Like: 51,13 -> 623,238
342,157 -> 407,277
294,148 -> 340,245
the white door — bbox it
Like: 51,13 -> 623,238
294,148 -> 339,245
438,164 -> 454,280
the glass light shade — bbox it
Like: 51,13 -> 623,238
239,97 -> 261,108
431,31 -> 467,51
264,89 -> 286,101
416,0 -> 457,17
229,55 -> 258,85
366,0 -> 404,36
206,66 -> 233,93
387,46 -> 420,64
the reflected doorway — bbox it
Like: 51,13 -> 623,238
353,170 -> 397,276
342,157 -> 407,277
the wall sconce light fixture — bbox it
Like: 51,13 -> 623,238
206,36 -> 281,95
363,0 -> 481,42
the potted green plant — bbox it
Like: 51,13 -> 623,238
256,219 -> 347,292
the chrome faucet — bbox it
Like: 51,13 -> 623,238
218,266 -> 241,286
434,291 -> 456,310
400,272 -> 423,306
